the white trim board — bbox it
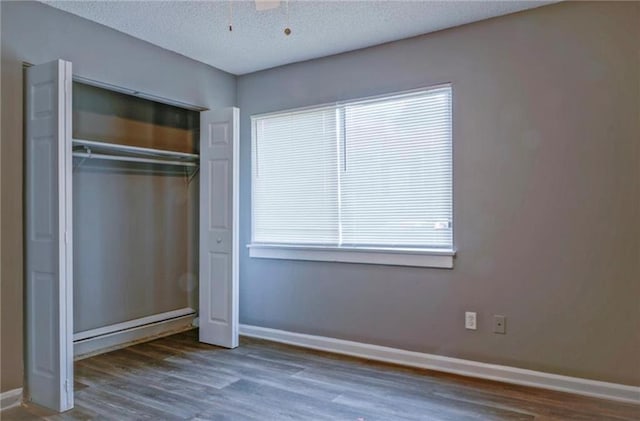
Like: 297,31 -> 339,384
248,244 -> 454,269
239,324 -> 640,404
0,388 -> 23,411
74,307 -> 195,341
74,314 -> 195,359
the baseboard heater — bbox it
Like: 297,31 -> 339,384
73,307 -> 196,359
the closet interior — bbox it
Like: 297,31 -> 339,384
25,59 -> 238,411
71,82 -> 200,355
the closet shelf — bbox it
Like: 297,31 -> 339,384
72,138 -> 199,168
72,151 -> 198,167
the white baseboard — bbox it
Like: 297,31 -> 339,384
0,388 -> 23,411
239,324 -> 640,404
74,313 -> 196,359
74,307 -> 195,341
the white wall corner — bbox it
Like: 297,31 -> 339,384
0,388 -> 23,411
239,324 -> 640,404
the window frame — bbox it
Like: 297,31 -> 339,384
249,84 -> 456,269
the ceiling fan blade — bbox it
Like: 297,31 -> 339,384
255,0 -> 280,11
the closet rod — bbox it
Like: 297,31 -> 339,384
73,139 -> 199,160
73,152 -> 198,167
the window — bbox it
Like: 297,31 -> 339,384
250,85 -> 454,268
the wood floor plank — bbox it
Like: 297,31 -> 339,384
88,348 -> 240,389
293,367 -> 532,421
72,387 -> 183,420
216,379 -> 395,421
3,330 -> 639,421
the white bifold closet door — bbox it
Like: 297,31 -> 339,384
25,59 -> 74,411
199,108 -> 240,349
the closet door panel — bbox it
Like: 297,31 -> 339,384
208,252 -> 230,323
199,107 -> 239,348
25,59 -> 74,412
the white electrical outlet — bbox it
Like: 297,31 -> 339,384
465,311 -> 477,330
493,315 -> 506,334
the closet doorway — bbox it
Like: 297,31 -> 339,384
24,59 -> 239,412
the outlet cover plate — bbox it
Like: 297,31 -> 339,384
465,312 -> 477,330
493,315 -> 506,334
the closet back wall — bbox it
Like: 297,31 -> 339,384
0,0 -> 236,393
73,84 -> 199,332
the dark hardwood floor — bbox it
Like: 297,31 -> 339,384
3,330 -> 639,420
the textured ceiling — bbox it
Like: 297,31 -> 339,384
44,1 -> 555,75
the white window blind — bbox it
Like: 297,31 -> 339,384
341,88 -> 452,248
253,108 -> 339,244
252,85 -> 453,251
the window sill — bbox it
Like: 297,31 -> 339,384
247,244 -> 455,269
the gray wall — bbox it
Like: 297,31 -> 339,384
73,163 -> 195,332
237,1 -> 640,386
0,0 -> 235,392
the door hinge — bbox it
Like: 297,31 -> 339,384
64,231 -> 69,244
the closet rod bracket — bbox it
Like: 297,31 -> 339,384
187,166 -> 200,185
74,146 -> 91,169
